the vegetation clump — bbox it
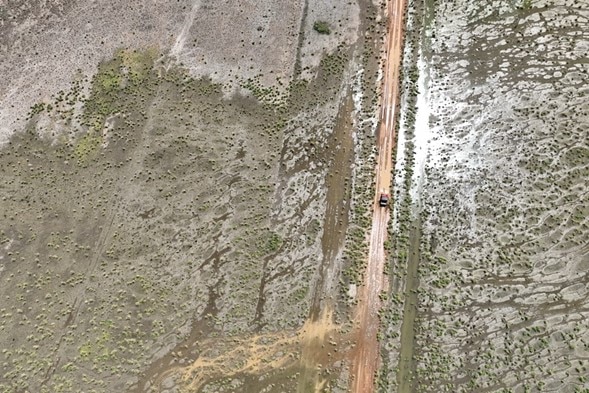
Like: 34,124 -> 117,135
313,21 -> 331,35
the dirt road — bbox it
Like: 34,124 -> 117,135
351,0 -> 406,391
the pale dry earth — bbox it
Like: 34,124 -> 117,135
0,0 -> 355,144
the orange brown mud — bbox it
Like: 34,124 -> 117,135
157,311 -> 338,392
350,0 -> 406,391
144,306 -> 341,392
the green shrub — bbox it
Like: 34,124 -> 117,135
313,21 -> 331,35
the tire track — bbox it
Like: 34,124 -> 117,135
170,0 -> 203,58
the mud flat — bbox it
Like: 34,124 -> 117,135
379,0 -> 589,391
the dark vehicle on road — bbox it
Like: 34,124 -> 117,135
379,193 -> 389,207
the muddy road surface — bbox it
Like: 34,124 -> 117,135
351,0 -> 407,391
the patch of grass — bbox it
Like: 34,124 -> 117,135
74,131 -> 101,163
319,48 -> 348,77
241,75 -> 288,111
26,102 -> 47,120
263,232 -> 283,254
96,69 -> 121,92
81,48 -> 158,130
119,48 -> 158,83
